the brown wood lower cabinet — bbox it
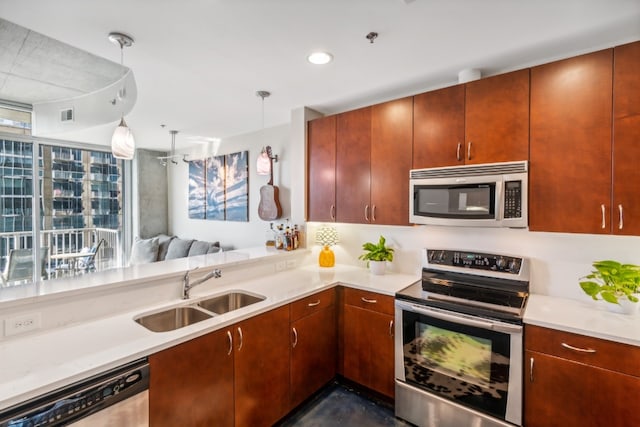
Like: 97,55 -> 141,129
341,288 -> 395,398
290,289 -> 337,408
149,328 -> 234,427
149,305 -> 290,427
234,305 -> 290,427
525,325 -> 640,427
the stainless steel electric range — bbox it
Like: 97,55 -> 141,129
394,249 -> 530,427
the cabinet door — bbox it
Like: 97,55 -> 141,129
525,351 -> 588,427
149,329 -> 234,427
413,85 -> 466,168
290,305 -> 337,408
613,41 -> 640,235
336,107 -> 371,223
590,365 -> 640,427
530,49 -> 613,233
465,69 -> 530,164
307,115 -> 337,222
371,97 -> 413,225
343,305 -> 395,398
234,305 -> 290,427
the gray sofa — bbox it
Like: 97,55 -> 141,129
130,234 -> 221,265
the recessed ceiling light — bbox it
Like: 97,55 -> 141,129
307,51 -> 333,65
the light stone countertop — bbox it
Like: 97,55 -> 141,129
524,293 -> 640,346
0,263 -> 419,411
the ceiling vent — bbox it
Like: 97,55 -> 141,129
60,108 -> 74,122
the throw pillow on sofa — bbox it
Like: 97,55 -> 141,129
130,237 -> 159,265
156,234 -> 176,261
165,238 -> 195,260
188,240 -> 221,257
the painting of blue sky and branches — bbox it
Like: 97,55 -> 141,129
188,150 -> 248,222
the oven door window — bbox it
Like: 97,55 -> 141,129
400,309 -> 511,419
413,184 -> 496,219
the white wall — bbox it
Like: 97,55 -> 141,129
305,222 -> 640,302
168,124 -> 293,250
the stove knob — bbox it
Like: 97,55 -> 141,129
508,259 -> 519,272
496,257 -> 506,269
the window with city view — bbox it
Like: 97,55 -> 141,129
1,136 -> 125,286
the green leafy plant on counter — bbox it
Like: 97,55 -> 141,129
358,235 -> 394,265
579,260 -> 640,305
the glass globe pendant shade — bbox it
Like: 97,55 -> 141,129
111,116 -> 135,159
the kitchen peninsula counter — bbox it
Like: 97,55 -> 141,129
0,256 -> 418,411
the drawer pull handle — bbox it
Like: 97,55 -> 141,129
361,297 -> 377,304
389,320 -> 394,337
561,342 -> 596,353
292,327 -> 298,348
307,300 -> 321,307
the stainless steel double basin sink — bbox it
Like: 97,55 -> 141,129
134,291 -> 265,333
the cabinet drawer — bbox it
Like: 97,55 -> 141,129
343,287 -> 394,315
290,288 -> 335,321
526,325 -> 640,377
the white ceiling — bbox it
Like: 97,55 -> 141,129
0,0 -> 639,152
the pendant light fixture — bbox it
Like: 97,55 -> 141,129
109,32 -> 135,160
158,129 -> 179,166
256,90 -> 277,175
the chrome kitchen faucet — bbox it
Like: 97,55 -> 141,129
182,267 -> 222,299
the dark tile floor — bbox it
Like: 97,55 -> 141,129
278,383 -> 412,427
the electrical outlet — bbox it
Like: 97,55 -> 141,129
286,259 -> 297,269
5,312 -> 42,336
276,261 -> 286,272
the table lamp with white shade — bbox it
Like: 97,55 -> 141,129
315,225 -> 338,267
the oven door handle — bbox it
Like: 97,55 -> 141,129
397,301 -> 522,333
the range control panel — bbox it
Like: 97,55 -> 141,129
426,249 -> 524,275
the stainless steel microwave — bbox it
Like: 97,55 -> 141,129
409,161 -> 528,228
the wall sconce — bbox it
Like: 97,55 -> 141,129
257,146 -> 278,175
315,225 -> 339,267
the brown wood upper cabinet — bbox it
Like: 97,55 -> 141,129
613,41 -> 640,235
413,69 -> 529,169
307,115 -> 337,222
529,49 -> 614,233
308,98 -> 412,225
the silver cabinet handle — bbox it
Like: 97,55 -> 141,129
601,204 -> 606,229
330,204 -> 335,220
530,357 -> 534,382
292,327 -> 298,348
226,330 -> 233,356
361,297 -> 377,304
372,205 -> 377,222
467,141 -> 472,160
561,342 -> 596,353
619,204 -> 624,230
389,320 -> 394,337
237,327 -> 243,351
456,142 -> 462,161
364,205 -> 370,221
307,300 -> 321,307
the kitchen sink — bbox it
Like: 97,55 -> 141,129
135,306 -> 212,332
197,291 -> 265,314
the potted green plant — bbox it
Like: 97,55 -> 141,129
579,260 -> 640,314
358,235 -> 394,275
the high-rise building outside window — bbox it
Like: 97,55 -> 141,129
0,107 -> 125,285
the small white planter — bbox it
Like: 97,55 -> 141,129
369,260 -> 387,276
606,297 -> 639,315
